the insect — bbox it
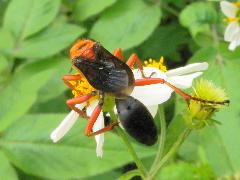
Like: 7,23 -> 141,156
62,39 -> 229,145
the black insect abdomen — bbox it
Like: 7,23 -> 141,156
116,96 -> 158,146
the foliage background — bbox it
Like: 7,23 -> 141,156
0,0 -> 239,179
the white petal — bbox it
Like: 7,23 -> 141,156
50,111 -> 79,143
50,104 -> 83,143
167,72 -> 203,89
165,62 -> 208,77
224,22 -> 240,42
132,67 -> 173,106
86,100 -> 105,158
220,1 -> 238,17
133,67 -> 167,79
132,82 -> 173,106
228,31 -> 240,51
147,105 -> 158,117
93,113 -> 105,158
229,39 -> 238,51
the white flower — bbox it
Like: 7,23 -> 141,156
220,1 -> 240,51
50,100 -> 104,158
50,58 -> 208,156
131,62 -> 208,116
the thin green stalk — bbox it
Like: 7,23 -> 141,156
162,3 -> 179,17
116,127 -> 147,178
149,128 -> 191,179
154,0 -> 179,17
149,105 -> 166,173
118,169 -> 142,180
109,111 -> 148,178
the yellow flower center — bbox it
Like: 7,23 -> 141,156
224,17 -> 238,23
144,56 -> 167,72
234,2 -> 240,8
223,2 -> 240,23
69,74 -> 98,101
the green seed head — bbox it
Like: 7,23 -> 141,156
186,79 -> 229,129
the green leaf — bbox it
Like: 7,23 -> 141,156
73,0 -> 117,22
180,2 -> 217,46
14,23 -> 85,59
218,42 -> 240,60
163,114 -> 187,155
0,114 -> 155,179
87,169 -> 122,180
0,151 -> 18,180
0,28 -> 14,55
156,162 -> 215,179
0,55 -> 8,73
3,0 -> 60,40
0,59 -> 59,132
90,0 -> 161,51
162,0 -> 186,8
37,57 -> 69,103
138,24 -> 189,61
179,46 -> 240,177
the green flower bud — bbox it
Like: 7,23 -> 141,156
186,79 -> 229,129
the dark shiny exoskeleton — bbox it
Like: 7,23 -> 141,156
116,96 -> 157,145
72,40 -> 158,145
73,42 -> 135,98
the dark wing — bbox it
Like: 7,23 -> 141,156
73,58 -> 129,92
116,96 -> 158,146
93,42 -> 124,64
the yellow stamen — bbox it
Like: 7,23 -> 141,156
144,56 -> 167,72
234,2 -> 240,8
69,74 -> 98,101
224,17 -> 238,23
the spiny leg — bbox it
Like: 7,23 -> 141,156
67,91 -> 97,119
62,74 -> 81,89
113,48 -> 124,61
135,78 -> 229,105
126,53 -> 146,78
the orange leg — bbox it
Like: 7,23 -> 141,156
84,92 -> 105,136
67,91 -> 97,119
84,105 -> 102,136
126,54 -> 146,78
88,121 -> 119,137
84,92 -> 119,137
62,74 -> 81,89
113,48 -> 124,61
135,78 -> 229,105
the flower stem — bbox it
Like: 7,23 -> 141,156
116,127 -> 148,178
161,3 -> 179,17
118,169 -> 142,180
149,105 -> 166,173
108,111 -> 147,178
149,128 -> 191,179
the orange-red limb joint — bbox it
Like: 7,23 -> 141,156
87,121 -> 119,137
113,48 -> 124,61
126,54 -> 146,78
67,93 -> 96,119
62,74 -> 82,90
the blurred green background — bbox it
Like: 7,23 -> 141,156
0,0 -> 239,179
